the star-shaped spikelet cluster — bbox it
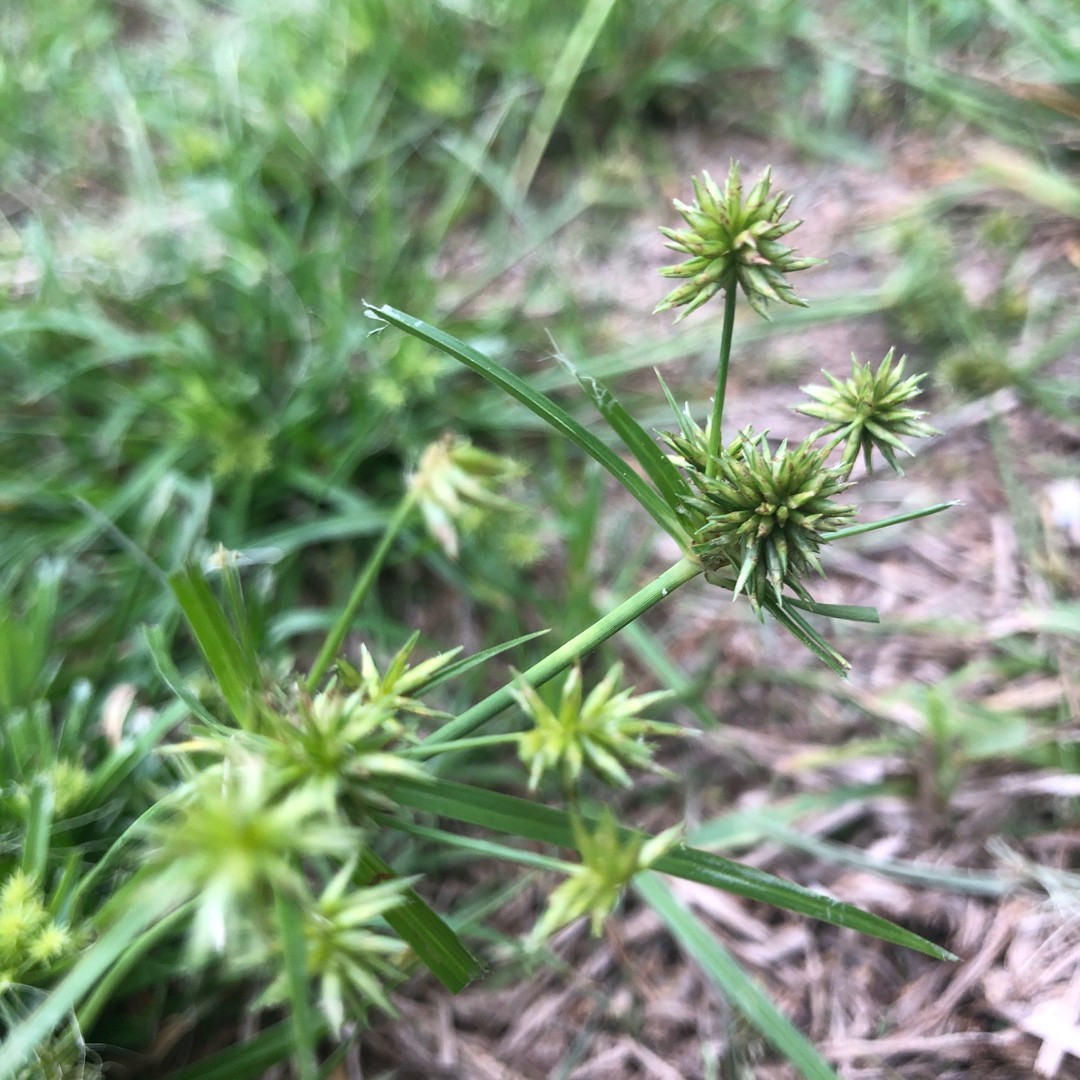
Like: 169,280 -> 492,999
655,162 -> 821,321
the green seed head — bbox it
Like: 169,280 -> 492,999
258,865 -> 410,1033
655,162 -> 822,321
677,428 -> 855,608
409,434 -> 524,559
513,663 -> 679,793
526,810 -> 682,948
795,349 -> 939,474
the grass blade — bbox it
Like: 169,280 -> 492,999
635,873 -> 841,1080
161,1019 -> 300,1080
556,346 -> 693,541
762,598 -> 850,676
784,598 -> 880,623
822,501 -> 956,541
274,888 -> 319,1080
364,304 -> 686,543
356,849 -> 484,992
422,630 -> 551,692
388,777 -> 956,961
511,0 -> 621,193
169,564 -> 261,725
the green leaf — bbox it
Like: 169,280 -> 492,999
556,346 -> 693,539
784,597 -> 880,623
635,873 -> 841,1080
388,777 -> 956,961
762,598 -> 851,676
822,501 -> 956,541
250,511 -> 390,556
423,557 -> 703,748
364,304 -> 687,544
142,625 -> 226,731
380,816 -> 570,874
274,888 -> 319,1080
688,787 -> 894,851
511,0 -> 621,193
160,1019 -> 300,1080
169,564 -> 261,725
356,849 -> 484,992
759,822 -> 1008,897
21,775 -> 53,880
422,629 -> 552,692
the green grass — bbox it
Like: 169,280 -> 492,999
2,1 -> 1079,1077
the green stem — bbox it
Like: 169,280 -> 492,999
404,733 -> 522,759
274,887 -> 319,1080
305,489 -> 419,692
422,556 -> 703,749
78,899 -> 197,1030
706,284 -> 738,477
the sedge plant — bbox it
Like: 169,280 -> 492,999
2,163 -> 956,1080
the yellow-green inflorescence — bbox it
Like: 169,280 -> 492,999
513,663 -> 680,793
409,434 -> 526,560
664,423 -> 855,609
0,870 -> 78,987
527,810 -> 682,948
258,862 -> 410,1035
655,162 -> 822,321
795,349 -> 940,474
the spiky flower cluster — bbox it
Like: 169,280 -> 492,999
147,636 -> 457,1022
795,349 -> 940,474
262,684 -> 430,817
527,810 -> 682,948
676,427 -> 855,608
513,663 -> 678,792
655,162 -> 820,321
0,871 -> 78,987
255,637 -> 455,815
409,435 -> 524,559
258,863 -> 410,1034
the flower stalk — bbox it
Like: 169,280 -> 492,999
655,163 -> 821,476
421,556 -> 703,750
707,285 -> 738,476
306,487 -> 420,693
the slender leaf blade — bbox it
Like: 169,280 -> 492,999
160,1019 -> 300,1080
169,565 -> 260,724
357,848 -> 484,992
273,888 -> 319,1080
364,304 -> 687,543
422,629 -> 551,692
762,598 -> 851,676
636,873 -> 841,1080
556,347 -> 692,531
785,598 -> 880,623
388,777 -> 955,961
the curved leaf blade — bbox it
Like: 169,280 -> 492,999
365,303 -> 688,544
357,848 -> 484,992
554,346 -> 692,525
388,777 -> 956,961
636,873 -> 841,1080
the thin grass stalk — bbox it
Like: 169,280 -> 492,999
706,284 -> 738,476
305,488 -> 419,692
422,556 -> 703,749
